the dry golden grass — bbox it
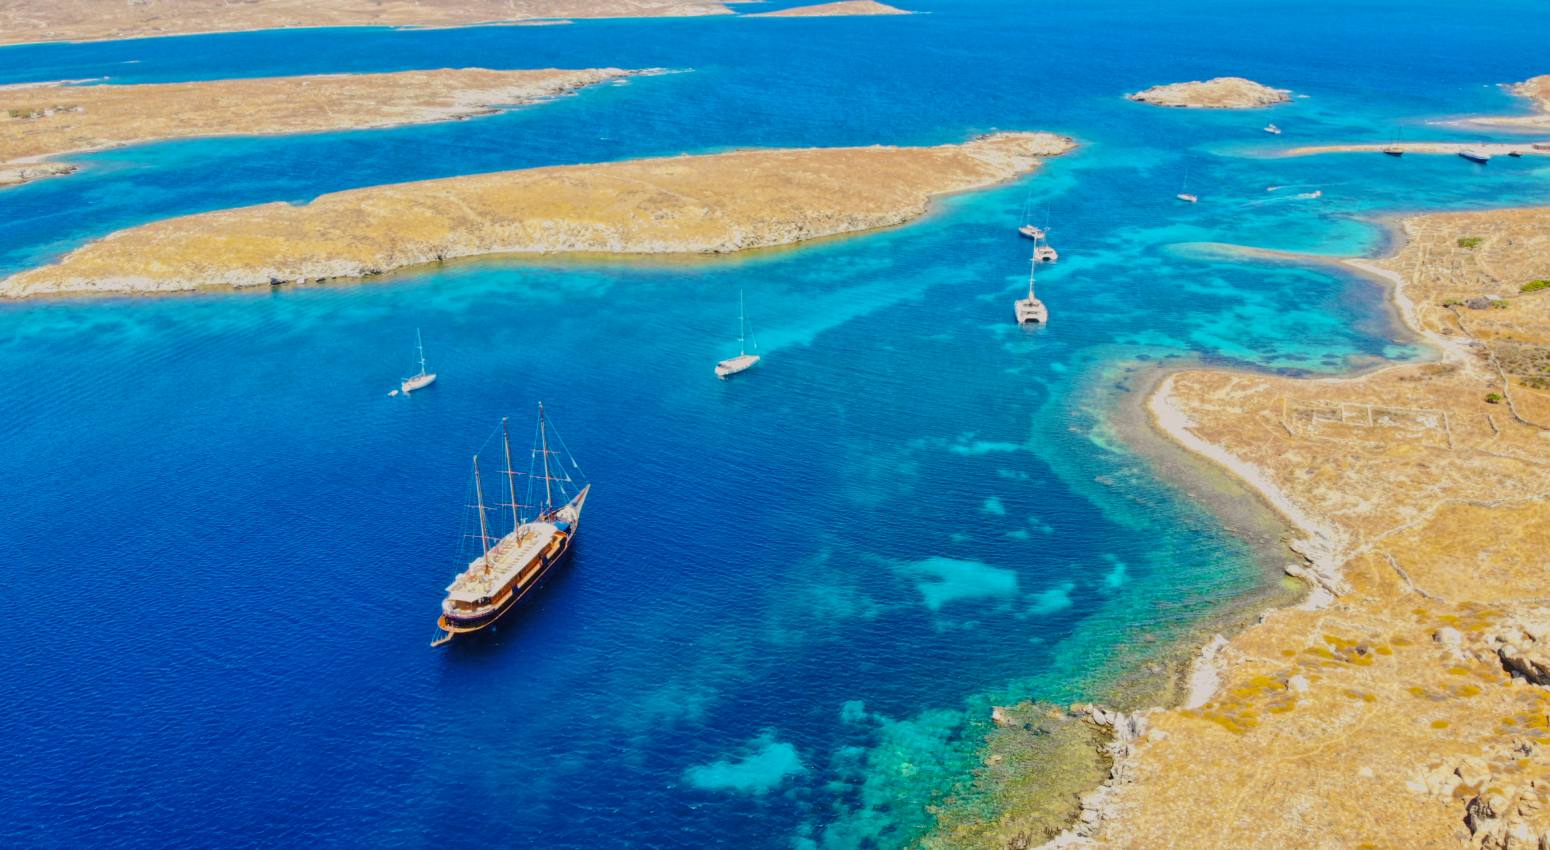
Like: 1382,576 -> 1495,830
1083,208 -> 1550,849
0,68 -> 635,185
0,132 -> 1075,298
0,0 -> 733,46
1125,77 -> 1290,109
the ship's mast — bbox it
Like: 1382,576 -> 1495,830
1028,251 -> 1037,299
539,402 -> 554,513
472,454 -> 492,576
737,290 -> 747,357
501,416 -> 522,531
415,328 -> 428,376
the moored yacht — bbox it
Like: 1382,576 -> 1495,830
715,289 -> 761,379
432,405 -> 589,647
399,329 -> 436,395
1014,246 -> 1048,325
1018,224 -> 1045,240
1459,148 -> 1491,164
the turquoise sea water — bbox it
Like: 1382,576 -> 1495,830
5,2 -> 1550,847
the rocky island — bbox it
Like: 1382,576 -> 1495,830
1283,141 -> 1550,158
0,131 -> 1075,298
1465,75 -> 1550,131
0,68 -> 644,188
1126,77 -> 1291,109
0,0 -> 735,46
748,1 -> 912,17
1043,207 -> 1550,848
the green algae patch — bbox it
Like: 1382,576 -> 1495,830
918,703 -> 1110,850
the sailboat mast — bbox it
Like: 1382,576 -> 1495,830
416,328 -> 428,375
502,417 -> 521,531
738,290 -> 747,357
1028,251 -> 1037,299
472,455 -> 492,575
539,402 -> 554,513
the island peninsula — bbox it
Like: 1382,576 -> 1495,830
748,2 -> 911,17
1466,75 -> 1550,131
1126,77 -> 1291,109
0,69 -> 644,188
0,0 -> 735,47
0,132 -> 1075,298
1042,206 -> 1550,849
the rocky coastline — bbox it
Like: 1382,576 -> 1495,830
0,131 -> 1076,298
0,0 -> 734,47
1126,77 -> 1291,109
0,68 -> 646,188
1039,206 -> 1550,848
748,1 -> 911,17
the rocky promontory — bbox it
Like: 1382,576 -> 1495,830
1465,75 -> 1550,130
1126,77 -> 1291,109
0,131 -> 1075,298
0,0 -> 734,47
0,68 -> 645,188
748,1 -> 911,17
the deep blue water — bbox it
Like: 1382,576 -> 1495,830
5,2 -> 1550,848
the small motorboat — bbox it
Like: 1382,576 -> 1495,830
1459,148 -> 1492,164
1176,193 -> 1199,204
1508,150 -> 1524,158
1263,123 -> 1282,135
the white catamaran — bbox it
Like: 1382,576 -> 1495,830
399,329 -> 437,395
715,290 -> 761,379
1014,246 -> 1048,325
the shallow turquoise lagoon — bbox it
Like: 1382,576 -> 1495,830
4,2 -> 1550,848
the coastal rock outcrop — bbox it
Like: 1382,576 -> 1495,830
0,68 -> 645,188
1463,75 -> 1550,130
1126,77 -> 1291,109
0,132 -> 1075,298
0,161 -> 76,186
1489,614 -> 1550,685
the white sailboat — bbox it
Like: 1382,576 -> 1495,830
400,328 -> 437,395
1034,233 -> 1059,263
715,290 -> 761,379
1014,246 -> 1048,325
1176,163 -> 1198,204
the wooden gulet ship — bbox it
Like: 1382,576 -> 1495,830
431,403 -> 590,647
